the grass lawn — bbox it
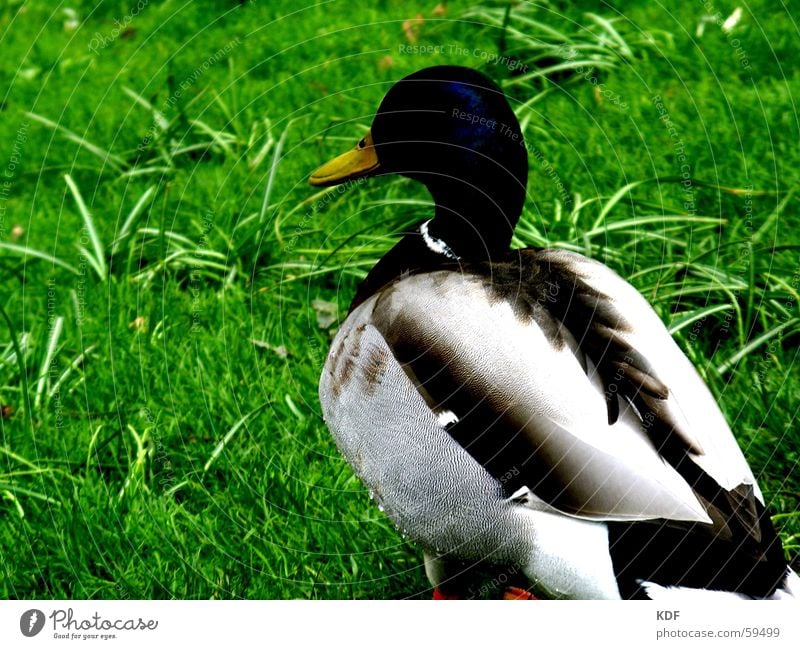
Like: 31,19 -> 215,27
0,0 -> 797,598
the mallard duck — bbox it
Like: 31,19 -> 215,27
309,65 -> 798,600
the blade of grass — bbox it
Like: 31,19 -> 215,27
716,317 -> 800,375
76,245 -> 107,280
0,242 -> 80,275
34,316 -> 64,410
203,402 -> 270,473
753,187 -> 796,242
0,305 -> 33,433
668,303 -> 732,335
248,118 -> 275,169
190,119 -> 237,157
0,445 -> 42,472
112,186 -> 156,255
0,483 -> 60,505
592,179 -> 650,230
1,490 -> 25,518
48,343 -> 96,399
26,112 -> 126,171
259,121 -> 292,224
122,87 -> 169,132
584,215 -> 724,239
65,174 -> 107,281
585,13 -> 633,58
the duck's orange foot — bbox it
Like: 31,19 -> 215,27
432,587 -> 460,600
503,586 -> 538,600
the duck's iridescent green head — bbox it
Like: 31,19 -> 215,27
311,66 -> 529,256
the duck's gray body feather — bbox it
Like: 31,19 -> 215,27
319,249 -> 793,599
320,303 -> 621,599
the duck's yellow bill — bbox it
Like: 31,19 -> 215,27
309,130 -> 380,186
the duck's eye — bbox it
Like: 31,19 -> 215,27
358,138 -> 366,149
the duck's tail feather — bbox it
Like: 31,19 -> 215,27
639,568 -> 799,600
775,569 -> 800,599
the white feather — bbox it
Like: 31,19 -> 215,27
543,250 -> 761,500
420,220 -> 459,260
436,409 -> 459,427
639,580 -> 751,601
375,271 -> 712,523
640,571 -> 799,601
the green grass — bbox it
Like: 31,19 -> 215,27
0,0 -> 798,598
